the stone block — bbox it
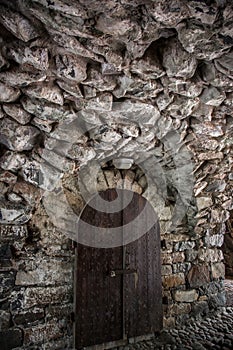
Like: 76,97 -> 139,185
161,252 -> 172,264
196,196 -> 213,211
173,289 -> 199,303
169,302 -> 191,316
211,262 -> 225,279
22,285 -> 72,308
0,5 -> 39,42
174,241 -> 196,252
163,38 -> 197,79
204,234 -> 224,248
24,321 -> 63,345
173,262 -> 191,274
0,117 -> 40,151
191,301 -> 209,317
0,151 -> 26,172
162,273 -> 185,289
38,336 -> 73,350
172,252 -> 185,263
23,83 -> 63,105
0,225 -> 27,241
0,82 -> 20,102
46,303 -> 73,319
187,265 -> 210,288
55,54 -> 87,82
2,104 -> 31,125
0,272 -> 16,299
163,316 -> 175,328
0,69 -> 46,88
161,265 -> 172,276
185,249 -> 198,262
13,307 -> 44,325
198,248 -> 222,263
15,258 -> 73,286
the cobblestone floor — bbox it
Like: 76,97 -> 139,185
225,279 -> 233,307
116,307 -> 233,350
115,281 -> 233,350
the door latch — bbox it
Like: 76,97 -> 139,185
110,269 -> 137,277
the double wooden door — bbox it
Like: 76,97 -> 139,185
75,189 -> 162,349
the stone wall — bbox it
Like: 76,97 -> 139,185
222,211 -> 233,277
0,0 -> 233,348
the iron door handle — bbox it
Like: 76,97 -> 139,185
110,269 -> 137,277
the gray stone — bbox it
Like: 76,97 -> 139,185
200,87 -> 226,107
149,0 -> 189,27
0,118 -> 40,151
55,54 -> 87,82
130,46 -> 165,80
0,151 -> 26,172
174,289 -> 199,303
2,104 -> 32,125
96,14 -> 140,40
191,121 -> 224,137
21,97 -> 71,121
23,83 -> 64,105
164,76 -> 203,98
114,76 -> 163,100
215,50 -> 233,79
198,248 -> 223,263
82,67 -> 117,91
0,200 -> 31,224
211,262 -> 225,279
204,234 -> 224,248
52,32 -> 101,61
0,82 -> 20,102
5,44 -> 49,70
24,321 -> 63,345
187,265 -> 210,288
112,100 -> 160,127
85,93 -> 113,111
0,69 -> 47,87
31,0 -> 88,18
177,21 -> 231,60
166,95 -> 199,119
174,241 -> 196,252
32,117 -> 54,133
186,1 -> 218,24
15,258 -> 72,286
56,79 -> 83,98
163,38 -> 197,79
0,5 -> 39,42
21,159 -> 62,191
196,197 -> 213,211
28,0 -> 87,37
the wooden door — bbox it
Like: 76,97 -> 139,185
75,189 -> 162,349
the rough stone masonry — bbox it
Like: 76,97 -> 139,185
0,0 -> 233,349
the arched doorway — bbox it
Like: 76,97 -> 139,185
75,189 -> 163,349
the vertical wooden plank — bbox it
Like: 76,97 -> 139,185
75,189 -> 123,349
123,191 -> 163,338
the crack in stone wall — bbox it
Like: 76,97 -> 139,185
0,0 -> 233,348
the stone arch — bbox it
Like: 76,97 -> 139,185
49,159 -> 174,240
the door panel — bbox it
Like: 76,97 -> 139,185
76,189 -> 123,349
123,192 -> 163,337
75,189 -> 162,349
